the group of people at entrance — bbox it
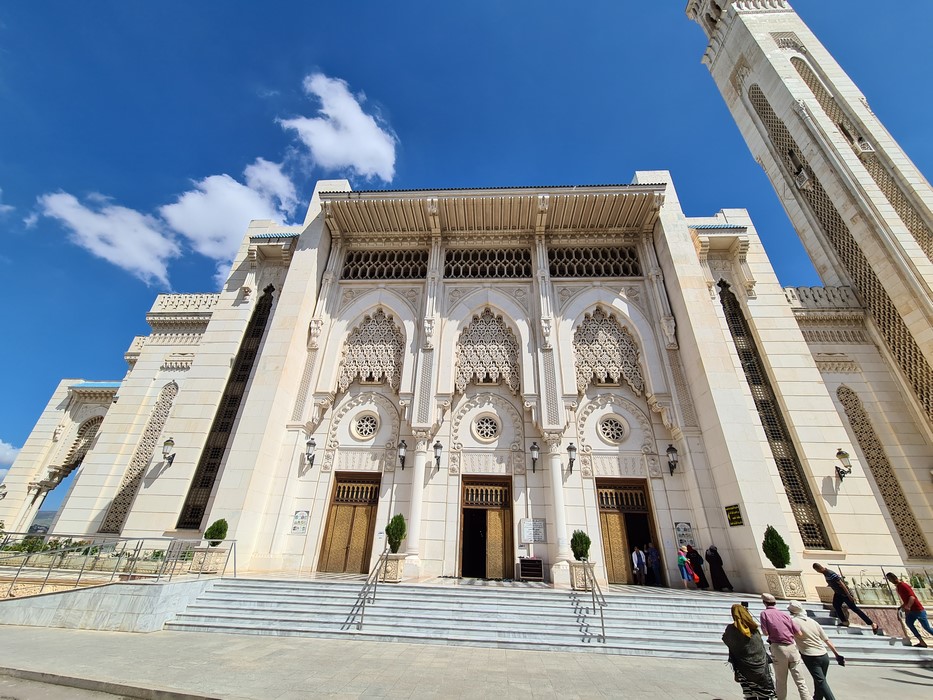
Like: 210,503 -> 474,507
722,563 -> 932,700
630,542 -> 734,591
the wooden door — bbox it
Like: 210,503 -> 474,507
319,478 -> 379,574
600,510 -> 631,584
461,480 -> 512,579
485,508 -> 511,579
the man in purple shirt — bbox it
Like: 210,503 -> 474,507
759,593 -> 809,700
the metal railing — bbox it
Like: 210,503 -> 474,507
346,545 -> 390,631
0,530 -> 237,598
577,561 -> 607,643
824,563 -> 933,607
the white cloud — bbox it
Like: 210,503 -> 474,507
0,188 -> 14,215
0,467 -> 8,484
23,212 -> 38,228
0,439 -> 20,466
38,193 -> 180,287
160,158 -> 296,263
280,73 -> 397,182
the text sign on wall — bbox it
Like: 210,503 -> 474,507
520,518 -> 547,544
674,521 -> 696,548
291,510 -> 309,534
725,504 -> 744,527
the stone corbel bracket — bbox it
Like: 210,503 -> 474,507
247,232 -> 299,268
647,394 -> 675,432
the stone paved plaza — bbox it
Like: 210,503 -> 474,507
0,625 -> 930,699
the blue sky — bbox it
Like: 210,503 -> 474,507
1,1 -> 931,490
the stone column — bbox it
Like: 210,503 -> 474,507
545,434 -> 573,562
405,432 -> 430,567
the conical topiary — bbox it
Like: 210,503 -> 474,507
204,518 -> 228,547
570,530 -> 591,561
761,524 -> 791,569
385,514 -> 407,554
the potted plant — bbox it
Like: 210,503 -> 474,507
381,514 -> 407,583
570,530 -> 593,590
761,525 -> 804,599
204,518 -> 228,547
191,518 -> 229,573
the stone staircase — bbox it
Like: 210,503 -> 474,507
164,578 -> 933,666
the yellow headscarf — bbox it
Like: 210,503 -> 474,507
731,603 -> 758,638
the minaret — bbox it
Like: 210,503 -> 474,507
685,0 -> 933,430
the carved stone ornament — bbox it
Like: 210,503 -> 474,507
765,570 -> 805,600
577,394 -> 654,457
337,308 -> 405,392
423,317 -> 435,349
450,393 -> 523,453
573,307 -> 645,395
308,318 -> 324,349
454,308 -> 521,394
661,316 -> 677,350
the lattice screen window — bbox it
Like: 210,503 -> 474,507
548,246 -> 641,277
719,281 -> 830,549
837,386 -> 930,558
444,249 -> 532,279
99,383 -> 177,534
454,308 -> 521,394
572,307 -> 645,395
333,479 -> 380,505
598,416 -> 627,444
463,482 -> 510,507
597,486 -> 648,512
62,416 -> 103,471
341,249 -> 428,280
177,285 -> 276,531
748,85 -> 933,427
791,58 -> 932,261
337,308 -> 404,392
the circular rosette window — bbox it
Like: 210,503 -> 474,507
597,415 -> 628,445
471,414 -> 501,443
351,412 -> 380,441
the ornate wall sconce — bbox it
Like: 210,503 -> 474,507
566,443 -> 577,473
835,448 -> 852,480
433,440 -> 443,470
304,437 -> 317,469
666,444 -> 679,476
530,442 -> 539,473
162,438 -> 176,466
398,440 -> 407,470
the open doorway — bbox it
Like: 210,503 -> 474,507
460,479 -> 512,579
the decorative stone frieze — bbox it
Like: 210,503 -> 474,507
337,308 -> 404,392
454,309 -> 521,395
573,308 -> 645,395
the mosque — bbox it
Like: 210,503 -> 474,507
2,0 -> 931,598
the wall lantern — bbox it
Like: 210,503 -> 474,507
835,448 -> 852,480
666,444 -> 679,476
433,440 -> 443,470
398,440 -> 408,471
566,443 -> 577,473
304,437 -> 317,469
162,438 -> 176,465
530,442 -> 540,473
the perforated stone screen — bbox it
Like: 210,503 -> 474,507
444,249 -> 532,279
548,246 -> 641,278
341,249 -> 428,280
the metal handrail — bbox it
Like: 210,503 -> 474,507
825,562 -> 933,607
350,545 -> 390,631
1,532 -> 238,598
581,561 -> 607,643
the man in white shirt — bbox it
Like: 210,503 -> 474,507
631,546 -> 647,585
788,601 -> 842,700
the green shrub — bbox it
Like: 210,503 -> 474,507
762,525 -> 791,569
385,514 -> 407,554
571,530 -> 591,561
204,518 -> 229,547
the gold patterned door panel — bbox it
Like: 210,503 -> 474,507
319,477 -> 380,574
597,481 -> 653,585
461,479 -> 512,579
600,511 -> 630,584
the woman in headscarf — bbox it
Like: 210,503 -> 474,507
705,544 -> 734,592
686,545 -> 710,590
722,604 -> 777,699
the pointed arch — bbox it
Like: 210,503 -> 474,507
61,416 -> 103,473
337,307 -> 405,392
572,307 -> 645,395
454,308 -> 521,394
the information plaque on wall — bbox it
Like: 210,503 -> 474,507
725,504 -> 744,527
291,510 -> 309,534
520,518 -> 546,544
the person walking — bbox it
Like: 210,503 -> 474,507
759,593 -> 809,700
886,572 -> 933,647
722,603 -> 777,699
812,563 -> 881,633
686,545 -> 709,590
788,601 -> 842,700
705,544 -> 734,592
677,546 -> 694,589
645,542 -> 662,586
631,546 -> 647,585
